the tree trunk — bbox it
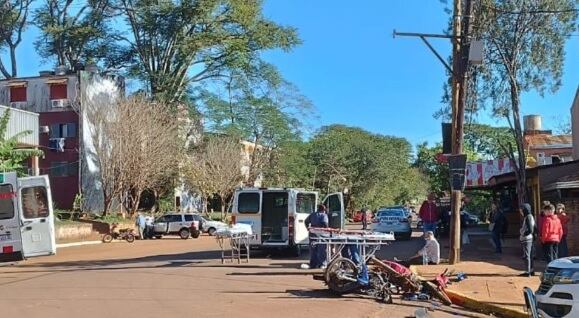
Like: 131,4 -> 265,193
510,82 -> 527,208
220,196 -> 226,222
9,46 -> 17,77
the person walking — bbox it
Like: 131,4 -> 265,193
541,204 -> 563,262
304,204 -> 329,269
135,213 -> 146,240
419,193 -> 439,235
556,203 -> 569,258
491,207 -> 507,254
519,203 -> 536,277
361,207 -> 368,230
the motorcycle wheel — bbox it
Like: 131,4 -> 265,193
325,257 -> 360,295
125,234 -> 136,243
102,234 -> 113,243
423,281 -> 452,306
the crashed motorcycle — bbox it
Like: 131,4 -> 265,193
310,228 -> 452,305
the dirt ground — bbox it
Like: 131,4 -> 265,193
0,232 -> 489,318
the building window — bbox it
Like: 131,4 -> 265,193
50,123 -> 76,138
49,84 -> 67,100
49,161 -> 78,177
10,86 -> 27,102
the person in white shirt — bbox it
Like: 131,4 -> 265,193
397,231 -> 440,267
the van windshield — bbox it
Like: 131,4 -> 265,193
0,184 -> 15,220
238,192 -> 260,213
297,193 -> 316,214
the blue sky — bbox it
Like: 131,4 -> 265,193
261,0 -> 579,147
5,0 -> 578,149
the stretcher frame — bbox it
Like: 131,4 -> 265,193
215,232 -> 258,264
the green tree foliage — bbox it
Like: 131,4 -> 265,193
0,0 -> 31,78
272,125 -> 427,210
33,0 -> 113,70
414,143 -> 448,197
0,110 -> 43,174
201,61 -> 312,184
470,0 -> 577,204
112,0 -> 300,103
464,123 -> 515,159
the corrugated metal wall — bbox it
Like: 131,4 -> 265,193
0,106 -> 39,146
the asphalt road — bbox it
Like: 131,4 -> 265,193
0,230 -> 488,318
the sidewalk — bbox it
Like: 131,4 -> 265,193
414,230 -> 545,315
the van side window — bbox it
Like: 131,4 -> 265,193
21,186 -> 49,218
238,193 -> 260,213
297,193 -> 316,214
0,184 -> 15,220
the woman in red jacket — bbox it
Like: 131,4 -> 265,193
541,204 -> 564,262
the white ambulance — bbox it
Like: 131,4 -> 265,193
231,188 -> 344,255
0,172 -> 56,263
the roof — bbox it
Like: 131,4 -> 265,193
543,171 -> 579,192
487,160 -> 579,187
525,134 -> 573,150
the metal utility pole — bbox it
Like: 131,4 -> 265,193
449,0 -> 473,265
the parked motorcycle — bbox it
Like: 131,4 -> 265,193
102,223 -> 136,243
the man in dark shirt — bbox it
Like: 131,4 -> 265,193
305,204 -> 329,269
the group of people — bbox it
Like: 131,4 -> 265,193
517,202 -> 568,277
135,213 -> 155,239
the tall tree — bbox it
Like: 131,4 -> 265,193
201,61 -> 312,184
464,123 -> 516,159
0,0 -> 31,78
33,0 -> 113,69
112,0 -> 300,103
472,0 -> 577,205
185,135 -> 243,220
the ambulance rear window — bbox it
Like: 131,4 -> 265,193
0,184 -> 15,220
21,187 -> 49,218
238,193 -> 260,213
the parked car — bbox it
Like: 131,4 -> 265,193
153,213 -> 201,239
536,257 -> 579,318
462,211 -> 480,225
352,210 -> 374,223
371,208 -> 412,240
200,217 -> 228,236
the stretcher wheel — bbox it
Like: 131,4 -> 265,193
325,257 -> 359,295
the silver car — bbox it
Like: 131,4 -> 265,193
371,208 -> 412,240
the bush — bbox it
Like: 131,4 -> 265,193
97,214 -> 128,224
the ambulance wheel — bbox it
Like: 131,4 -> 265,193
102,234 -> 113,243
126,234 -> 135,243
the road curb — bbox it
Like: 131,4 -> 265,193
56,240 -> 103,249
410,265 -> 528,318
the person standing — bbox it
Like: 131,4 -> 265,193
135,213 -> 146,240
556,203 -> 569,258
361,208 -> 368,230
519,203 -> 536,277
304,204 -> 329,269
419,194 -> 439,235
492,207 -> 507,253
541,204 -> 563,262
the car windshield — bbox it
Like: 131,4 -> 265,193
377,210 -> 404,217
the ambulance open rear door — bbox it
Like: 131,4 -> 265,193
18,176 -> 56,257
